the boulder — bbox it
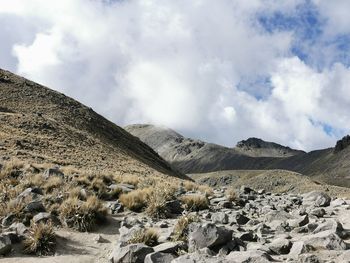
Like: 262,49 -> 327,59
154,241 -> 186,254
33,212 -> 51,223
312,219 -> 348,239
268,237 -> 292,255
289,241 -> 313,256
303,191 -> 331,207
188,223 -> 233,251
226,250 -> 273,263
24,200 -> 45,214
145,252 -> 175,263
110,243 -> 154,263
301,231 -> 347,250
0,235 -> 11,255
211,212 -> 229,224
43,167 -> 64,179
235,214 -> 250,225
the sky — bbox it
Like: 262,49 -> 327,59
1,0 -> 350,151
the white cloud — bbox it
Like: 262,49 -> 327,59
0,0 -> 350,151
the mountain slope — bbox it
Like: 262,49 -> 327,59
125,124 -> 350,187
0,69 -> 186,180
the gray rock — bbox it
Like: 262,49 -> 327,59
236,214 -> 250,225
110,243 -> 154,263
24,200 -> 45,213
43,167 -> 64,179
310,208 -> 326,218
301,231 -> 347,250
226,250 -> 273,263
109,183 -> 134,193
17,187 -> 43,200
239,232 -> 257,242
8,222 -> 27,236
188,223 -> 233,251
312,219 -> 348,239
33,212 -> 51,223
211,212 -> 229,224
0,235 -> 11,255
268,237 -> 292,255
303,191 -> 331,207
2,214 -> 15,227
171,249 -> 223,263
106,200 -> 124,214
288,215 -> 309,228
165,200 -> 184,214
297,253 -> 321,263
145,252 -> 175,263
154,241 -> 186,254
289,241 -> 313,256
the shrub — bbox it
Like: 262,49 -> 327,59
119,188 -> 152,212
181,195 -> 209,211
172,215 -> 198,241
183,181 -> 198,192
227,189 -> 238,202
23,223 -> 56,256
43,176 -> 63,193
145,185 -> 176,219
197,185 -> 214,196
60,196 -> 107,231
128,228 -> 159,247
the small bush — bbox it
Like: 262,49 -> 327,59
60,196 -> 107,231
181,195 -> 209,211
146,185 -> 176,219
128,228 -> 159,247
23,223 -> 56,256
43,176 -> 63,193
197,185 -> 214,196
119,188 -> 151,212
172,215 -> 198,241
227,189 -> 238,202
183,181 -> 198,192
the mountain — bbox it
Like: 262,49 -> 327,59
125,124 -> 350,187
0,69 -> 187,180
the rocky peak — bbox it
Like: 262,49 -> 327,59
334,135 -> 350,153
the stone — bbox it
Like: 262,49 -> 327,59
312,219 -> 348,239
24,200 -> 45,213
0,235 -> 11,255
33,212 -> 51,223
226,250 -> 273,263
106,200 -> 124,214
188,223 -> 233,251
303,191 -> 331,207
211,212 -> 229,224
165,200 -> 184,214
110,243 -> 154,263
171,249 -> 223,263
310,208 -> 326,218
109,183 -> 134,193
154,241 -> 186,254
289,241 -> 313,256
239,232 -> 257,242
2,214 -> 15,228
43,167 -> 64,179
8,222 -> 27,236
268,237 -> 292,255
236,214 -> 250,225
301,231 -> 347,250
297,254 -> 321,263
17,187 -> 43,200
145,252 -> 175,263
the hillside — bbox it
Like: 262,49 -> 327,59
125,124 -> 350,187
0,69 -> 186,180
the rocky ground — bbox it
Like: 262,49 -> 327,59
1,180 -> 350,262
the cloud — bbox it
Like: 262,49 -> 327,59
0,0 -> 350,151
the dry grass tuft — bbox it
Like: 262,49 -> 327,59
43,176 -> 63,193
181,195 -> 209,211
59,195 -> 107,232
197,185 -> 214,196
119,188 -> 152,212
145,183 -> 177,219
0,159 -> 25,179
128,228 -> 159,247
227,188 -> 238,202
172,214 -> 198,241
23,223 -> 56,256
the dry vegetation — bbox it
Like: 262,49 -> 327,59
172,214 -> 199,242
127,228 -> 159,247
180,194 -> 209,211
23,223 -> 56,256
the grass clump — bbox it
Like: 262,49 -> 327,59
227,188 -> 238,202
43,176 -> 63,193
172,215 -> 198,241
128,228 -> 159,247
60,195 -> 107,231
145,184 -> 176,219
23,223 -> 56,256
119,188 -> 152,212
181,194 -> 209,211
